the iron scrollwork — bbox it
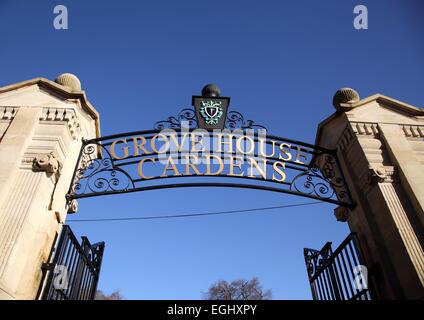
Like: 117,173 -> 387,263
154,108 -> 266,130
304,243 -> 333,280
70,142 -> 135,197
154,108 -> 197,130
81,237 -> 105,274
67,129 -> 353,208
225,111 -> 267,130
290,153 -> 352,205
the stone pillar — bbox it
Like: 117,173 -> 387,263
316,88 -> 424,299
0,74 -> 100,300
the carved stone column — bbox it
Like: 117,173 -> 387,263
316,88 -> 424,299
0,75 -> 100,299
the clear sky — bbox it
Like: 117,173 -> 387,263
0,0 -> 423,299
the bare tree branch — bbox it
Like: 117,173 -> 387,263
204,277 -> 272,300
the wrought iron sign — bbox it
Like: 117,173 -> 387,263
66,85 -> 354,207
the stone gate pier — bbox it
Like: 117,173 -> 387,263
317,88 -> 424,299
0,74 -> 99,299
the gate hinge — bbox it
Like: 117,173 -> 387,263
41,262 -> 56,271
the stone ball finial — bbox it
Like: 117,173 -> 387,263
55,73 -> 82,91
201,84 -> 221,97
332,87 -> 360,111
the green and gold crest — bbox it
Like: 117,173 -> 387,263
200,100 -> 224,125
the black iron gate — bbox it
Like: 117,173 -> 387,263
38,225 -> 105,300
304,233 -> 372,300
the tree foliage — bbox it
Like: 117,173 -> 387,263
204,277 -> 272,300
95,289 -> 124,300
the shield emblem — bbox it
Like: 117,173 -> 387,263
205,106 -> 219,118
200,100 -> 223,125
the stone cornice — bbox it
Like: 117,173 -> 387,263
335,121 -> 424,152
351,94 -> 424,116
39,107 -> 81,140
1,106 -> 81,140
0,106 -> 19,120
402,125 -> 424,138
351,122 -> 380,136
0,78 -> 100,138
315,94 -> 424,148
336,122 -> 380,153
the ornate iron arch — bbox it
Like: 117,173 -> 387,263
66,106 -> 354,210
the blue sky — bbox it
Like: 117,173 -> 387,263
0,0 -> 423,299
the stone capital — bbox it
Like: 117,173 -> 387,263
32,152 -> 62,176
334,206 -> 349,222
67,199 -> 78,214
367,165 -> 395,185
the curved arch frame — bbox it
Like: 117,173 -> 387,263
66,129 -> 354,208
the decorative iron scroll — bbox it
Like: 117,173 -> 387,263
290,153 -> 350,203
304,243 -> 333,280
225,111 -> 267,130
82,236 -> 104,274
154,108 -> 197,130
70,143 -> 134,197
154,108 -> 266,130
67,129 -> 354,207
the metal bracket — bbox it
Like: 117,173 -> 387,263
41,262 -> 56,271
